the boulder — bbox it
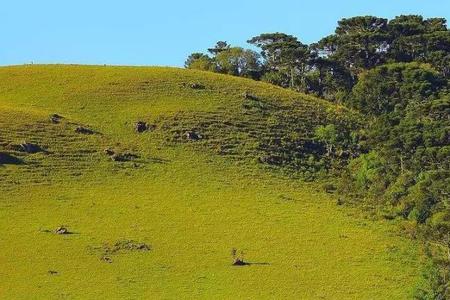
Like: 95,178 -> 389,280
134,121 -> 148,133
75,126 -> 94,134
19,142 -> 42,153
134,121 -> 156,133
50,114 -> 63,124
185,131 -> 202,141
54,226 -> 70,235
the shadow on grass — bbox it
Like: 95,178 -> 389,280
148,157 -> 170,164
233,260 -> 270,266
0,152 -> 23,165
39,229 -> 79,235
247,262 -> 270,265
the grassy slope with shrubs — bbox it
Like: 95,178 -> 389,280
0,65 -> 423,299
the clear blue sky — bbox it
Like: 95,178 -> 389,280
2,0 -> 449,67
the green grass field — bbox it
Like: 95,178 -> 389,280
0,65 -> 423,299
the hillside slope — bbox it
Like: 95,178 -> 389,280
0,65 -> 422,299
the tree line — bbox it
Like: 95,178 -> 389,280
186,15 -> 450,298
186,15 -> 449,100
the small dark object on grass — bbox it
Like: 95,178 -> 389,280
75,126 -> 95,135
189,83 -> 205,90
112,240 -> 151,252
383,213 -> 396,220
55,226 -> 70,235
185,131 -> 202,141
50,114 -> 63,124
111,152 -> 139,162
242,91 -> 259,101
19,142 -> 43,154
336,198 -> 344,206
104,148 -> 115,156
231,248 -> 249,266
233,259 -> 250,266
135,121 -> 149,133
101,256 -> 113,263
4,143 -> 22,151
48,270 -> 58,275
323,183 -> 336,193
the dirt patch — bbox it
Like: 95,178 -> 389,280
91,239 -> 151,263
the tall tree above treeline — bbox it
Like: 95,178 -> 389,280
186,15 -> 449,102
185,15 -> 450,297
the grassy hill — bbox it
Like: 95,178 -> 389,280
0,65 -> 423,299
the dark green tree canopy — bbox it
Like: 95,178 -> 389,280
335,16 -> 388,35
214,47 -> 262,78
388,15 -> 447,36
248,33 -> 309,70
248,33 -> 310,88
183,15 -> 450,296
350,62 -> 446,116
185,15 -> 449,100
184,53 -> 215,71
208,41 -> 230,55
185,43 -> 262,79
316,16 -> 390,73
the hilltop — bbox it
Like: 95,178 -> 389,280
0,65 -> 422,299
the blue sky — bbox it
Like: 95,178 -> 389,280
2,0 -> 449,66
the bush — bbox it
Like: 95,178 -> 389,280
414,261 -> 449,300
347,151 -> 386,194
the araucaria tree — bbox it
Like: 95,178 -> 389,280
185,15 -> 450,297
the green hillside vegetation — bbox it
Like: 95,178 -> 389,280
0,65 -> 423,298
187,15 -> 450,298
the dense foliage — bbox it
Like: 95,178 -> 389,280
185,42 -> 263,79
187,15 -> 449,99
186,15 -> 450,298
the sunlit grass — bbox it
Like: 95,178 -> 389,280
0,65 -> 423,299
